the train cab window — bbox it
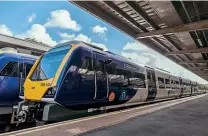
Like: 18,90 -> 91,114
0,62 -> 18,76
165,79 -> 171,88
158,77 -> 165,89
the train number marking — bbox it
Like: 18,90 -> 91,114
41,83 -> 51,87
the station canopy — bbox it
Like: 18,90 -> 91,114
71,1 -> 208,81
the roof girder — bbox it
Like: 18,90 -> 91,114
165,47 -> 208,55
136,19 -> 208,39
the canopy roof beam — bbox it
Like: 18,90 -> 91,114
179,59 -> 208,64
136,19 -> 208,39
165,47 -> 208,55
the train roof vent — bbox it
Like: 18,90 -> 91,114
83,42 -> 104,51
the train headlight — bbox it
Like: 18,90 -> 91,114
44,86 -> 57,98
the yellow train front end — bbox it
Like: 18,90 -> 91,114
11,41 -> 81,125
23,43 -> 77,102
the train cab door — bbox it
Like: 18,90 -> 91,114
146,68 -> 157,100
93,52 -> 108,100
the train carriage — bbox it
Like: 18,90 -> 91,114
0,48 -> 36,129
12,41 -> 206,124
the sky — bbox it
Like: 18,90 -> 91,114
0,1 -> 207,84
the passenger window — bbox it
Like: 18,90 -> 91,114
158,77 -> 165,89
130,72 -> 146,88
165,79 -> 171,89
116,69 -> 131,87
0,62 -> 18,76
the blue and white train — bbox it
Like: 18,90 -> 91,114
13,41 -> 206,124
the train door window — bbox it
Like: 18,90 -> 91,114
183,82 -> 186,87
175,81 -> 179,89
106,63 -> 118,85
158,77 -> 165,89
18,63 -> 24,77
130,72 -> 146,88
165,79 -> 171,88
0,62 -> 18,77
25,64 -> 33,77
79,57 -> 92,74
147,71 -> 151,80
97,60 -> 105,73
31,68 -> 38,81
171,80 -> 175,89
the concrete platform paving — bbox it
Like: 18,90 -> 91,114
82,94 -> 208,136
2,94 -> 207,136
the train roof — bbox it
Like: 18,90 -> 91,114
0,51 -> 38,60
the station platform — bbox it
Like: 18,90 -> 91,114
2,94 -> 208,136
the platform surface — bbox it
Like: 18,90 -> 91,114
2,94 -> 207,136
82,94 -> 208,136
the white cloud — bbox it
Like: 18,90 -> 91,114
59,32 -> 75,40
123,42 -> 149,51
44,9 -> 81,31
28,13 -> 36,23
75,34 -> 91,43
59,32 -> 108,51
18,24 -> 57,46
92,25 -> 107,34
0,24 -> 13,36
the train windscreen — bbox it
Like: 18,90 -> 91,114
30,45 -> 71,81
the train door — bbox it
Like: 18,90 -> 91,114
190,81 -> 193,96
93,52 -> 108,100
146,68 -> 157,100
18,60 -> 33,96
18,61 -> 24,95
179,78 -> 183,96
